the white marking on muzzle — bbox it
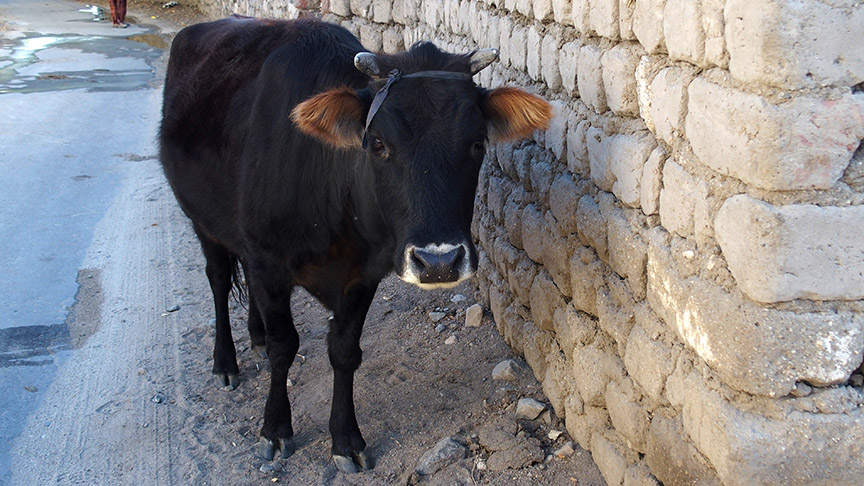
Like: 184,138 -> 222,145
399,242 -> 475,290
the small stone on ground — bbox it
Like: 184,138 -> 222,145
415,437 -> 466,475
515,398 -> 546,420
465,303 -> 483,327
492,359 -> 524,382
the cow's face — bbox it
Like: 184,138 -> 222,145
292,46 -> 552,289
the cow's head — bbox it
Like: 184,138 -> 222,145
292,42 -> 552,289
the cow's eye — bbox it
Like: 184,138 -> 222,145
471,140 -> 486,156
370,137 -> 389,158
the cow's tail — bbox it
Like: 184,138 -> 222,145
231,256 -> 249,307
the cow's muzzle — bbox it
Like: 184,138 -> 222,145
399,242 -> 475,289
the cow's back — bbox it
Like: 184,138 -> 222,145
159,17 -> 367,249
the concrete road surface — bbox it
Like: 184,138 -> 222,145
0,1 -> 192,483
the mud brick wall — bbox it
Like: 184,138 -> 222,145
189,1 -> 864,484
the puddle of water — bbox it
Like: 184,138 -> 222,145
0,32 -> 163,94
127,34 -> 170,50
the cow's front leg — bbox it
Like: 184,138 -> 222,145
328,282 -> 378,473
248,267 -> 299,460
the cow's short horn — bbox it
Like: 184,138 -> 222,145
469,48 -> 498,75
354,52 -> 381,77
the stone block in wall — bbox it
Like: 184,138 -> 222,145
503,186 -> 527,249
571,0 -> 590,36
497,16 -> 513,69
648,65 -> 697,145
618,0 -> 636,41
541,27 -> 563,92
606,208 -> 648,299
341,19 -> 361,39
567,404 -> 610,451
572,338 -> 626,407
552,0 -> 573,25
725,0 -> 864,90
646,412 -> 723,486
521,203 -> 546,264
327,0 -> 351,16
513,146 -> 533,191
382,27 -> 404,54
422,0 -> 441,29
570,246 -> 605,317
390,0 -> 408,24
680,371 -> 864,486
553,303 -> 599,357
610,131 -> 657,208
515,0 -> 533,18
567,118 -> 590,176
578,44 -> 608,113
647,231 -> 864,397
546,101 -> 569,162
658,160 -> 708,239
369,0 -> 391,23
533,0 -> 553,22
470,7 -> 488,50
542,351 -> 571,417
486,175 -> 510,223
530,155 -> 554,201
601,43 -> 643,117
640,146 -> 664,216
701,0 -> 727,68
350,0 -> 371,17
526,24 -> 543,82
685,77 -> 864,191
530,269 -> 565,333
587,128 -> 613,191
523,323 -> 555,381
508,251 -> 537,307
606,378 -> 650,453
359,22 -> 383,52
715,194 -> 864,303
576,194 -> 608,262
549,173 -> 583,236
623,463 -> 660,486
560,40 -> 581,96
663,0 -> 705,66
632,0 -> 665,54
590,0 -> 620,40
509,23 -> 527,72
597,284 -> 634,351
624,313 -> 677,403
591,430 -> 639,486
543,217 -> 573,295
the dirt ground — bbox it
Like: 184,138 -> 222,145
63,2 -> 608,484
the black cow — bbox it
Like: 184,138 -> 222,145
159,16 -> 551,472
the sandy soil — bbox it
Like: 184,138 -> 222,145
11,2 -> 607,484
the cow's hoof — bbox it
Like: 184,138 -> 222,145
213,373 -> 239,390
333,452 -> 374,473
257,437 -> 295,461
252,344 -> 268,360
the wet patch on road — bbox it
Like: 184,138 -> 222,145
0,324 -> 69,368
0,268 -> 103,367
0,31 -> 163,94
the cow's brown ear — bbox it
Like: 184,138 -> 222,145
481,87 -> 553,142
291,87 -> 365,148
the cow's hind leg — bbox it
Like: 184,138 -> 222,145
240,261 -> 268,359
195,227 -> 240,390
328,282 -> 378,473
248,265 -> 299,460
